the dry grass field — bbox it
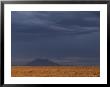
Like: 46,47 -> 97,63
11,66 -> 100,77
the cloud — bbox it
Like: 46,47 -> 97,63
11,11 -> 100,65
11,11 -> 100,37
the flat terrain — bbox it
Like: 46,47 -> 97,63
11,66 -> 100,77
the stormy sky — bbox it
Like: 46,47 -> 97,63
11,11 -> 100,66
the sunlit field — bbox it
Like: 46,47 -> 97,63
11,66 -> 100,77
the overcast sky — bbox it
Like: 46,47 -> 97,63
11,11 -> 100,66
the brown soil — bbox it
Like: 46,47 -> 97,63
11,66 -> 100,77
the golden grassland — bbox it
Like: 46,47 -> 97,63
11,66 -> 100,77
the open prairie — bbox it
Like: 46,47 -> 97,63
11,66 -> 100,77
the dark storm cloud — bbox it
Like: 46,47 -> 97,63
11,11 -> 100,66
11,11 -> 99,36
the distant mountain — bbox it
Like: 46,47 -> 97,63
27,59 -> 60,66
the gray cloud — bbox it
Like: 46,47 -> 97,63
11,11 -> 100,66
11,11 -> 100,35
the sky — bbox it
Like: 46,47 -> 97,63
11,11 -> 100,66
